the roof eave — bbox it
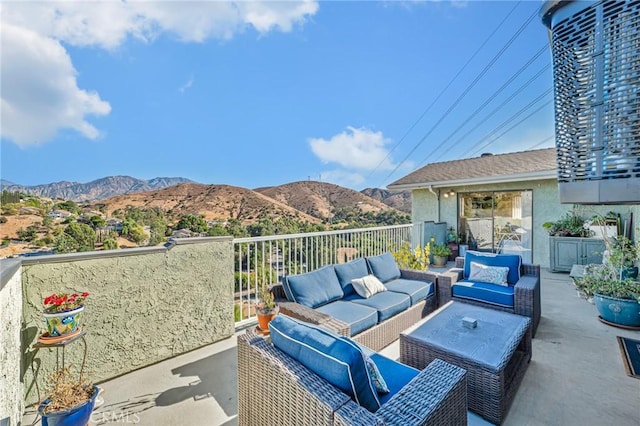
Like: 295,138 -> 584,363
387,170 -> 558,191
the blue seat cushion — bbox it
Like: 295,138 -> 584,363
282,265 -> 344,308
366,252 -> 401,283
452,280 -> 515,308
464,251 -> 521,284
370,353 -> 419,405
269,315 -> 381,413
384,278 -> 433,305
345,291 -> 411,323
334,258 -> 370,297
316,300 -> 378,336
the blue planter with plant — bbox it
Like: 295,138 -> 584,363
39,384 -> 98,426
594,294 -> 640,327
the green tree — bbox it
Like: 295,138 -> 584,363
177,214 -> 208,233
64,222 -> 96,251
121,219 -> 146,244
42,216 -> 54,228
54,233 -> 79,253
89,216 -> 106,229
149,218 -> 167,246
103,238 -> 118,250
54,200 -> 80,214
207,224 -> 230,236
17,226 -> 38,242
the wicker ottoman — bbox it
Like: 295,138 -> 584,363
400,301 -> 532,425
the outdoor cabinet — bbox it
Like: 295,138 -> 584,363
549,237 -> 606,272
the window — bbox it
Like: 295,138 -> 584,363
458,190 -> 533,263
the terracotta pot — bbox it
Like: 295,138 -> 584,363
257,306 -> 279,331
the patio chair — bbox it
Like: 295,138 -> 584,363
437,252 -> 541,337
238,315 -> 468,425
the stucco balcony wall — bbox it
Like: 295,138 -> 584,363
0,259 -> 23,426
19,237 -> 234,406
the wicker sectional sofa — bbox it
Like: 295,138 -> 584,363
271,253 -> 438,352
238,316 -> 468,425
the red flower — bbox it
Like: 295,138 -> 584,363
81,292 -> 89,297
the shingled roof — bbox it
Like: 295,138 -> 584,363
388,148 -> 558,190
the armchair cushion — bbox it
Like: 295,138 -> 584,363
334,258 -> 370,296
315,300 -> 378,336
464,251 -> 521,285
283,265 -> 344,308
452,280 -> 515,308
366,252 -> 401,283
269,315 -> 381,412
468,261 -> 509,286
370,353 -> 420,405
384,278 -> 433,305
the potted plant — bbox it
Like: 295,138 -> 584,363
392,242 -> 430,271
38,368 -> 99,426
430,242 -> 451,267
42,292 -> 89,338
575,236 -> 640,327
256,286 -> 278,332
542,211 -> 593,237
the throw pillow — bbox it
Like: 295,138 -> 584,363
351,274 -> 387,298
468,261 -> 509,285
365,356 -> 390,394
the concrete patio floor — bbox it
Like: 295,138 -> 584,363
24,268 -> 640,425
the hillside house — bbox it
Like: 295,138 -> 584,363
47,209 -> 71,219
388,148 -> 640,268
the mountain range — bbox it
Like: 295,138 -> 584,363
1,176 -> 412,219
0,176 -> 193,202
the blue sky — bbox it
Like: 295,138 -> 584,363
0,1 -> 554,191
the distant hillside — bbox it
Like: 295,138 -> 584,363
1,176 -> 193,202
361,188 -> 412,213
91,183 -> 321,225
254,181 -> 397,220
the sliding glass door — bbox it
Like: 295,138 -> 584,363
458,190 -> 533,263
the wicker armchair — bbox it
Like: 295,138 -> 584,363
271,268 -> 438,352
438,256 -> 541,337
238,330 -> 468,426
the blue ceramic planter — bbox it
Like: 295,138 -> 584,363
38,385 -> 98,426
594,293 -> 640,327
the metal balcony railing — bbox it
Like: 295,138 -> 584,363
232,224 -> 418,326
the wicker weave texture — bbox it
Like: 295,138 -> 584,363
400,304 -> 532,425
446,257 -> 541,337
238,330 -> 468,426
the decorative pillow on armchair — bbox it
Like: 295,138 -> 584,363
468,261 -> 509,286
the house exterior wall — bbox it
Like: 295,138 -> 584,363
0,260 -> 23,426
20,237 -> 234,405
411,179 -> 640,268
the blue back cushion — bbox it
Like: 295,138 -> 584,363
366,253 -> 401,283
334,258 -> 370,296
269,315 -> 381,412
282,265 -> 344,308
464,251 -> 521,285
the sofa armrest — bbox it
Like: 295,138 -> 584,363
454,256 -> 464,268
399,268 -> 438,285
271,289 -> 351,337
375,359 -> 467,425
436,268 -> 463,306
514,270 -> 541,337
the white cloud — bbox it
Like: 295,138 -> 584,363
309,126 -> 398,171
0,1 -> 319,147
0,23 -> 111,146
179,76 -> 195,94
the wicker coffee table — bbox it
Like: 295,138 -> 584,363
400,301 -> 532,425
